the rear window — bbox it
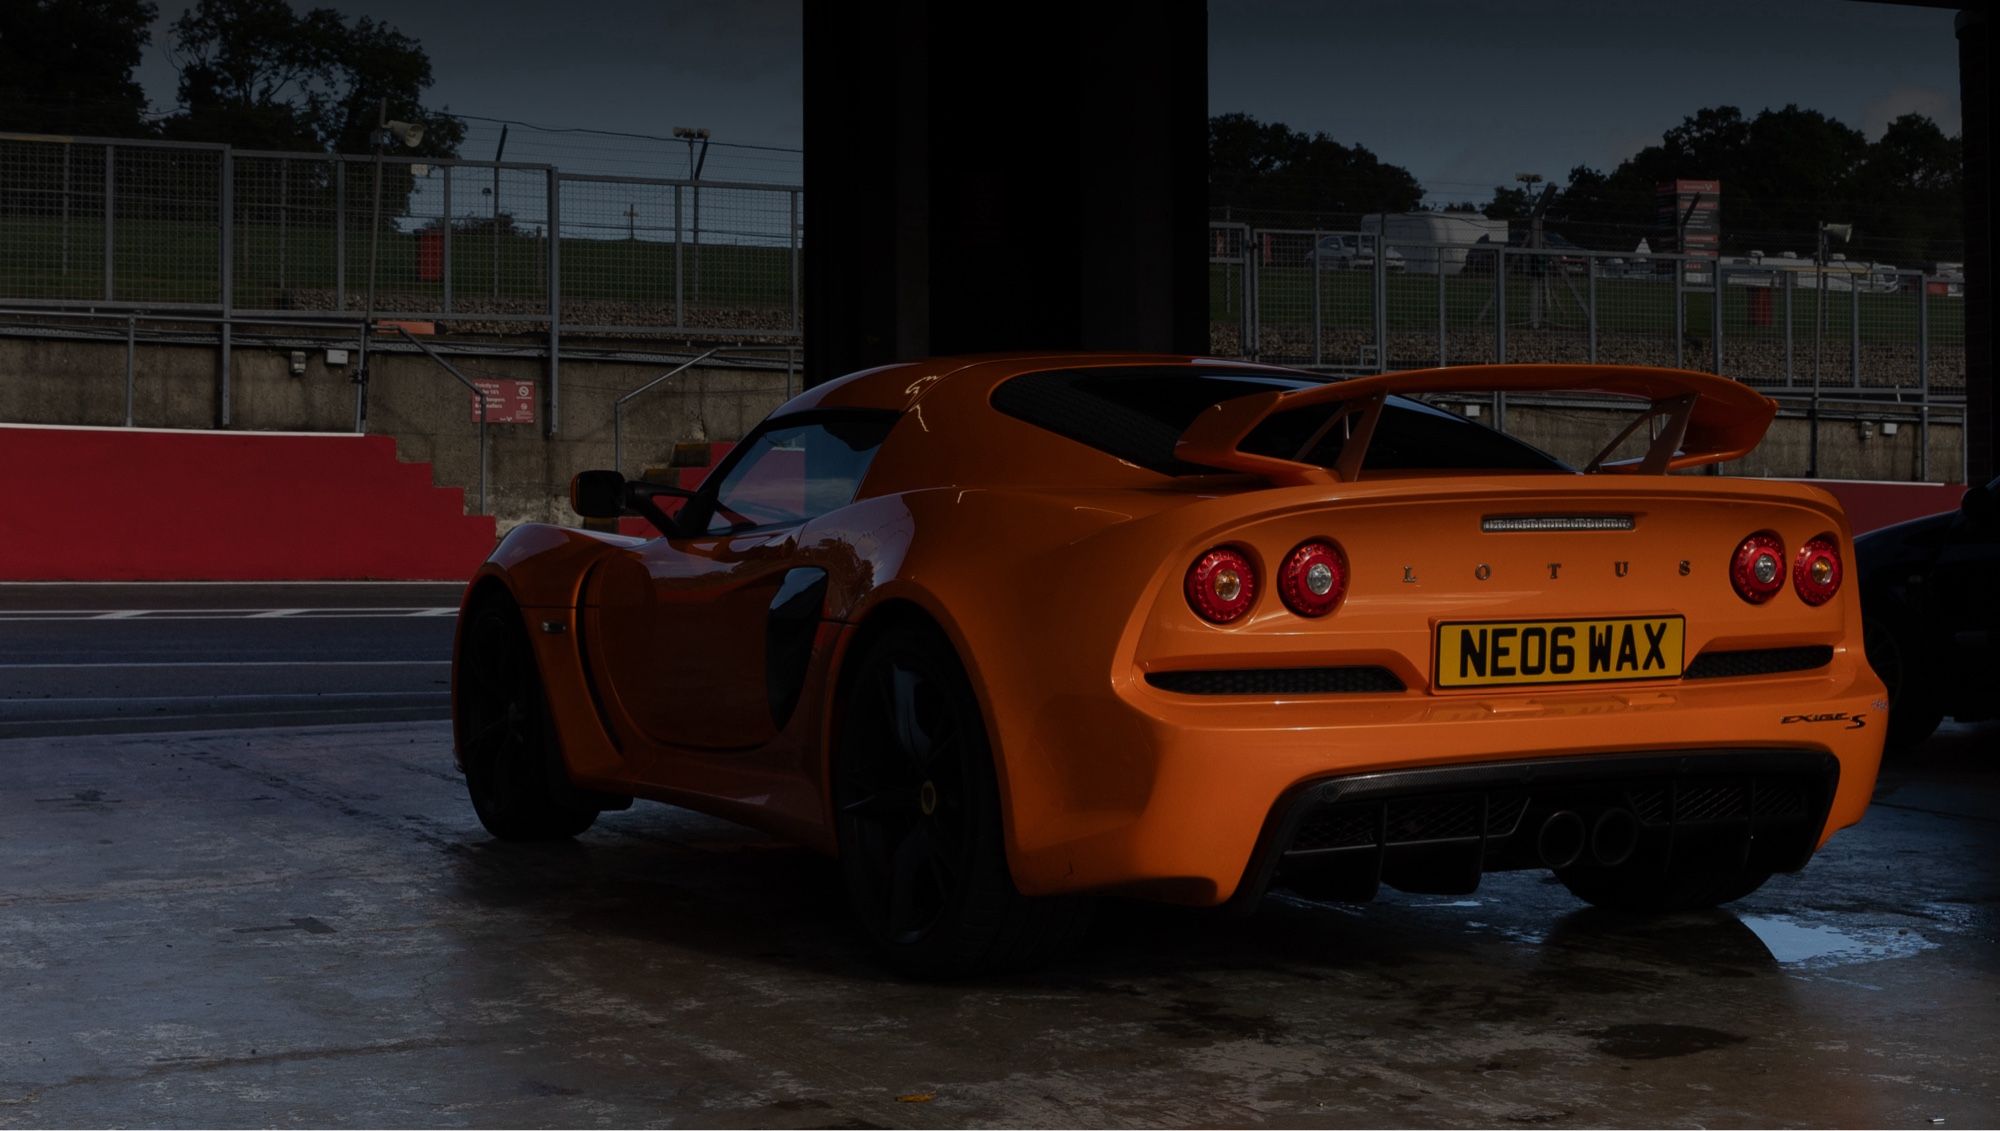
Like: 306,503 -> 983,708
991,366 -> 1567,476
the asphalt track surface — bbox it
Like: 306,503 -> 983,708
0,583 -> 461,738
2,582 -> 1995,1125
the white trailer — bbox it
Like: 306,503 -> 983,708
1360,213 -> 1509,275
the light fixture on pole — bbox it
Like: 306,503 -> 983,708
353,102 -> 427,433
674,126 -> 712,303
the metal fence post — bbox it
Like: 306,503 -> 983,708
1372,235 -> 1388,371
102,143 -> 114,302
1918,275 -> 1930,481
789,189 -> 801,337
334,158 -> 346,310
218,148 -> 233,428
442,163 -> 453,313
546,169 -> 561,437
1436,252 -> 1447,367
1713,264 -> 1725,376
277,158 -> 287,292
1783,270 -> 1794,386
1586,255 -> 1598,363
491,162 -> 501,300
124,313 -> 136,427
1849,281 -> 1861,390
1673,257 -> 1685,369
1493,249 -> 1507,426
61,143 -> 71,276
673,185 -> 685,330
1310,230 -> 1323,367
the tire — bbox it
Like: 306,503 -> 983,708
1557,864 -> 1772,914
832,620 -> 1090,977
1863,610 -> 1944,753
458,600 -> 599,841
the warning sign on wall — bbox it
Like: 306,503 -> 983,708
470,379 -> 537,424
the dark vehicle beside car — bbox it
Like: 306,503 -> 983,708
1857,477 -> 2000,750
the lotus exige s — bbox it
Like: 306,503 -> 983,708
451,355 -> 1887,974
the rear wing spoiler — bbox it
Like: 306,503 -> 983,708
1175,363 -> 1778,486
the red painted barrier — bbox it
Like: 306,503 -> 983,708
0,424 -> 496,581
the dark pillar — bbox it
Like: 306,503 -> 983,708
804,0 -> 1209,385
1959,9 -> 1992,484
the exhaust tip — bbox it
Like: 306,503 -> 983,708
1536,810 -> 1587,870
1591,808 -> 1641,867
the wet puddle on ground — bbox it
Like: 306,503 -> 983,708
1737,916 -> 1938,967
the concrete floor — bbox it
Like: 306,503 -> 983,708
2,720 -> 1995,1128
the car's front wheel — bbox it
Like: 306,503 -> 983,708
458,600 -> 599,841
833,620 -> 1089,976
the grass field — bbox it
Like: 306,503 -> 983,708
0,216 -> 797,313
0,214 -> 1962,353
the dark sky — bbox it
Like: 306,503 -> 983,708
135,0 -> 1961,200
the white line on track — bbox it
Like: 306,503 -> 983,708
0,608 -> 459,621
0,660 -> 451,670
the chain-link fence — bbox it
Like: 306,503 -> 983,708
1213,223 -> 1967,395
0,132 -> 802,339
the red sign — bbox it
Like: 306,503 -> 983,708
470,379 -> 537,424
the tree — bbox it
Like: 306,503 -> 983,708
1209,113 -> 1424,222
0,0 -> 156,137
161,0 -> 463,159
1481,184 -> 1533,222
1490,104 -> 1959,262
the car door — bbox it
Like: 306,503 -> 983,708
586,411 -> 898,755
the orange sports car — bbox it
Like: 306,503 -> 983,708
452,354 -> 1887,974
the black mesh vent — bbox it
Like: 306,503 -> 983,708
1291,806 -> 1379,852
1753,782 -> 1808,818
1486,792 -> 1530,837
1684,645 -> 1834,681
1387,794 -> 1484,842
1675,783 -> 1747,823
1146,667 -> 1407,695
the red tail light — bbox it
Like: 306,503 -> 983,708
1278,539 -> 1348,617
1793,535 -> 1843,606
1730,532 -> 1786,604
1186,546 -> 1257,624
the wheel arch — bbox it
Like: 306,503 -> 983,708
818,590 -> 1019,859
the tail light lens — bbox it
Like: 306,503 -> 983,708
1186,546 -> 1258,624
1793,535 -> 1843,606
1278,539 -> 1348,617
1730,532 -> 1786,604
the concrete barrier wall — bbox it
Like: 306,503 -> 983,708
0,336 -> 796,533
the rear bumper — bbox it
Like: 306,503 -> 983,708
1226,748 -> 1838,910
995,661 -> 1885,904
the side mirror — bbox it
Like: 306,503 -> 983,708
570,470 -> 628,519
1962,481 -> 1998,527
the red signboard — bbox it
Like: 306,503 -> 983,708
470,379 -> 537,424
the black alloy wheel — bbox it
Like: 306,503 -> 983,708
833,622 -> 1088,976
459,602 -> 598,841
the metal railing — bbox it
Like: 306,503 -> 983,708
1213,224 -> 1969,478
611,346 -> 801,474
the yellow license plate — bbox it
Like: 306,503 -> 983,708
1434,616 -> 1685,689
